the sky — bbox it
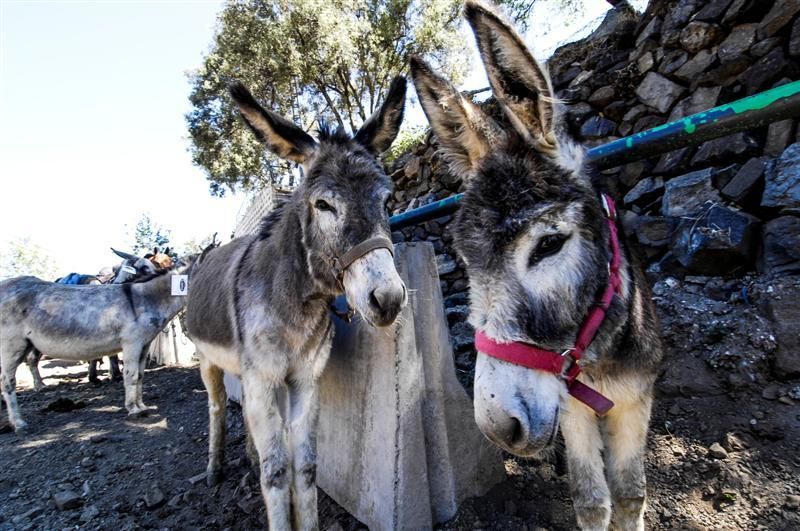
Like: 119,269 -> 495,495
0,0 -> 638,277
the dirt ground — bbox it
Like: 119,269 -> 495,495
1,275 -> 799,530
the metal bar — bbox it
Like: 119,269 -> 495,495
587,81 -> 800,169
389,81 -> 800,230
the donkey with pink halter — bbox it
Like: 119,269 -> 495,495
411,2 -> 663,529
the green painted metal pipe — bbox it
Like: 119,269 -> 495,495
389,81 -> 800,231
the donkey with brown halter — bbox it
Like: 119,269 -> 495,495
185,78 -> 407,529
411,3 -> 662,529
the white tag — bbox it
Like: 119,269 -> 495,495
122,265 -> 137,274
171,275 -> 189,296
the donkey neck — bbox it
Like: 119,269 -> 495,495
250,204 -> 336,323
131,268 -> 189,321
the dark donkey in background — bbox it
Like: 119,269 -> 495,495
411,2 -> 662,530
0,257 -> 196,431
185,78 -> 408,529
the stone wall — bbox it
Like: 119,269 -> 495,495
387,0 -> 800,385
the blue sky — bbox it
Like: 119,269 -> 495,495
0,0 -> 624,277
0,0 -> 236,275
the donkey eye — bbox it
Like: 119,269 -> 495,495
314,199 -> 337,214
528,234 -> 568,267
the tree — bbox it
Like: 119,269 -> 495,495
129,214 -> 171,256
187,0 -> 475,195
0,238 -> 59,281
186,0 -> 589,195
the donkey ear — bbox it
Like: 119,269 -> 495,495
354,76 -> 407,154
409,56 -> 500,178
230,82 -> 318,164
465,1 -> 558,154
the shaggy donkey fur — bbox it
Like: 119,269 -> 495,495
185,78 -> 407,530
410,2 -> 663,530
0,258 -> 195,431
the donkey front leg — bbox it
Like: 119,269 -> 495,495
242,371 -> 291,529
561,396 -> 611,531
1,341 -> 28,431
288,379 -> 320,531
121,343 -> 150,416
603,390 -> 653,531
199,357 -> 227,486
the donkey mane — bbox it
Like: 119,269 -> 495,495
257,199 -> 289,241
316,121 -> 352,144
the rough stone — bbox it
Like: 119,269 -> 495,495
761,217 -> 800,275
679,22 -> 723,54
636,16 -> 662,47
694,0 -> 734,22
580,116 -> 617,139
708,442 -> 729,459
620,161 -> 648,187
558,85 -> 590,103
740,47 -> 788,95
634,115 -> 666,135
653,147 -> 693,175
565,102 -> 594,131
636,216 -> 678,248
602,100 -> 628,122
53,490 -> 82,510
659,49 -> 689,75
699,55 -> 752,86
671,205 -> 760,274
624,176 -> 664,207
662,168 -> 723,217
763,143 -> 800,209
765,283 -> 800,378
791,16 -> 800,57
722,0 -> 756,26
622,104 -> 648,124
662,0 -> 703,46
757,0 -> 800,39
637,51 -> 655,74
80,504 -> 100,522
668,86 -> 721,122
750,37 -> 782,58
436,254 -> 458,276
765,119 -> 795,158
316,243 -> 504,530
588,85 -> 615,108
721,157 -> 766,204
674,49 -> 718,82
718,24 -> 756,63
143,487 -> 166,509
691,132 -> 759,166
636,72 -> 687,113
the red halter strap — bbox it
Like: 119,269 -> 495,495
474,194 -> 622,416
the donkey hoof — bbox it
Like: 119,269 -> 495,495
13,420 -> 29,433
207,469 -> 223,486
127,408 -> 148,418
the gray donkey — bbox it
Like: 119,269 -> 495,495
0,259 -> 194,431
184,77 -> 407,530
24,248 -> 160,390
410,3 -> 663,530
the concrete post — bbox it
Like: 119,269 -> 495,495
316,242 -> 504,529
223,242 -> 505,528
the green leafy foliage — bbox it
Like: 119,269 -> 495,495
384,125 -> 427,163
129,214 -> 171,256
187,0 -> 470,195
186,0 -> 587,195
0,238 -> 59,281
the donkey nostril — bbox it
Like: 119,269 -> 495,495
509,417 -> 524,445
369,289 -> 383,312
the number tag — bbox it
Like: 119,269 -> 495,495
171,275 -> 189,296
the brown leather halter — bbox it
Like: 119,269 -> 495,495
330,236 -> 395,322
